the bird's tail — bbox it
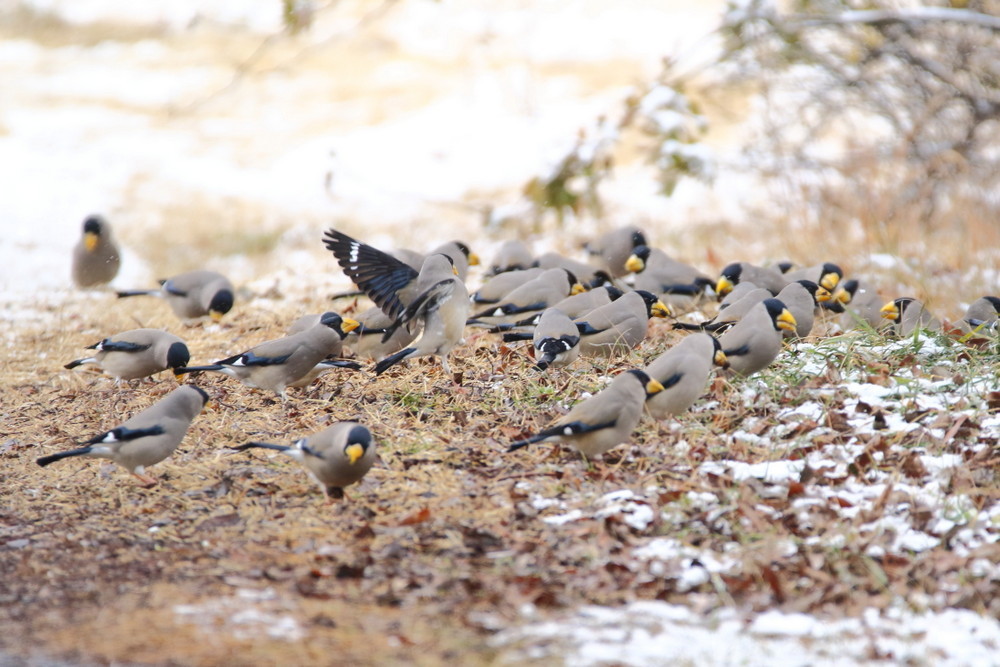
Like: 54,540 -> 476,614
373,347 -> 415,375
36,446 -> 93,467
507,434 -> 546,452
173,365 -> 224,376
116,289 -> 158,298
63,357 -> 94,370
232,442 -> 290,453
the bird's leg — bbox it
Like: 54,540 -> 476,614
131,471 -> 158,488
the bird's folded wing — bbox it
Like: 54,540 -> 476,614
89,339 -> 151,352
87,424 -> 166,444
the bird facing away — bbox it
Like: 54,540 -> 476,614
488,239 -> 534,275
36,385 -> 209,487
961,296 -> 1000,334
585,225 -> 647,278
469,268 -> 585,325
233,422 -> 376,500
117,270 -> 235,322
880,298 -> 942,336
718,298 -> 797,376
716,262 -> 789,296
472,267 -> 545,304
64,328 -> 190,381
575,289 -> 671,358
644,333 -> 728,419
174,312 -> 359,399
323,229 -> 471,376
508,369 -> 664,458
71,214 -> 121,288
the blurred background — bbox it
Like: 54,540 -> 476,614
3,0 -> 998,319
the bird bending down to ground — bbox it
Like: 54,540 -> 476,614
323,229 -> 470,376
508,369 -> 664,458
64,328 -> 190,382
174,312 -> 359,399
71,214 -> 121,288
644,333 -> 728,419
718,298 -> 797,376
233,422 -> 376,500
584,225 -> 647,278
961,296 -> 1000,335
509,307 -> 581,371
36,385 -> 209,487
117,270 -> 235,322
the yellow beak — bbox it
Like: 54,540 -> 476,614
714,350 -> 729,368
340,317 -> 360,333
84,231 -> 99,252
715,276 -> 734,296
880,302 -> 900,321
645,378 -> 665,395
820,272 -> 840,291
815,286 -> 832,303
776,308 -> 797,332
345,443 -> 365,465
452,265 -> 459,276
468,252 -> 481,267
570,282 -> 587,295
651,301 -> 671,318
209,310 -> 225,322
833,287 -> 852,305
625,254 -> 645,273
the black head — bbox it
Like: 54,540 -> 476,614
589,270 -> 614,288
630,230 -> 647,248
563,269 -> 579,289
166,342 -> 190,370
894,297 -> 917,316
189,385 -> 210,406
840,279 -> 860,299
635,290 -> 660,314
631,245 -> 652,262
453,241 -> 472,259
605,285 -> 625,301
762,298 -> 791,331
319,312 -> 343,329
82,215 -> 105,235
822,262 -> 843,278
983,296 -> 1000,313
720,262 -> 743,282
346,424 -> 372,449
210,289 -> 235,316
776,260 -> 795,274
794,280 -> 821,305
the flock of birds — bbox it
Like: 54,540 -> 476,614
39,215 -> 1000,500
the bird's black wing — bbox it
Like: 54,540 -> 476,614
218,351 -> 293,367
323,229 -> 418,320
86,425 -> 166,444
88,339 -> 152,353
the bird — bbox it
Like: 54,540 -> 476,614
575,289 -> 671,357
233,422 -> 376,500
782,262 -> 844,293
393,240 -> 480,281
715,262 -> 789,296
345,305 -> 418,362
533,252 -> 614,289
773,280 -> 829,339
673,286 -> 771,333
36,385 -> 209,487
584,225 -> 647,278
323,229 -> 470,376
117,270 -> 235,322
961,296 -> 1000,334
72,214 -> 121,288
832,279 -> 886,331
469,268 -> 585,325
507,369 -> 664,458
488,239 -> 534,275
491,284 -> 627,332
880,298 -> 942,336
644,333 -> 728,419
624,245 -> 714,303
472,268 -> 545,304
174,312 -> 359,399
64,328 -> 190,382
717,281 -> 763,310
282,313 -> 363,388
520,307 -> 581,371
718,298 -> 797,376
